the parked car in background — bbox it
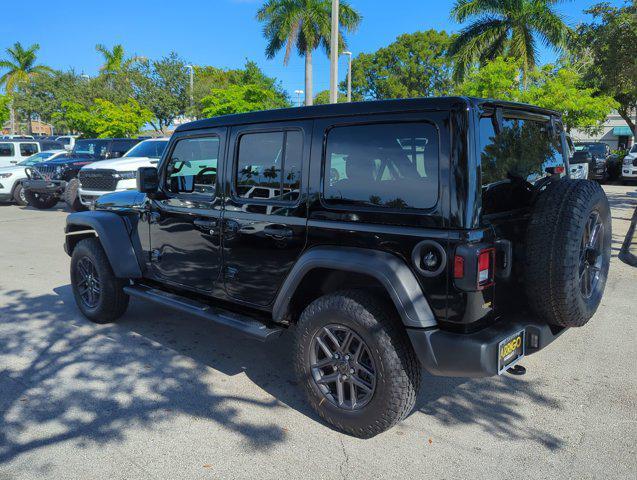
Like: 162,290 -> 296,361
2,134 -> 35,140
0,139 -> 65,168
0,150 -> 67,205
78,138 -> 169,207
573,142 -> 610,181
22,138 -> 141,211
622,144 -> 637,183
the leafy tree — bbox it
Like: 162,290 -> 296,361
192,60 -> 288,118
314,89 -> 346,104
58,98 -> 152,138
0,94 -> 9,126
257,0 -> 361,106
347,30 -> 455,100
0,42 -> 53,133
569,2 -> 637,136
132,53 -> 190,132
95,44 -> 141,74
449,0 -> 568,83
456,56 -> 617,132
201,84 -> 289,117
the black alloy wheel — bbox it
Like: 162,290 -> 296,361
76,256 -> 101,308
580,210 -> 604,299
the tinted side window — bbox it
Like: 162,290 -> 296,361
480,116 -> 564,215
323,123 -> 438,210
235,130 -> 303,203
20,143 -> 38,156
0,143 -> 14,157
165,137 -> 219,195
110,140 -> 137,158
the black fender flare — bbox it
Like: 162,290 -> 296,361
64,211 -> 142,279
273,246 -> 437,328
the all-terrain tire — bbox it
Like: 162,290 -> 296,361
525,179 -> 611,327
70,238 -> 129,323
294,290 -> 421,438
64,178 -> 87,212
24,189 -> 58,209
12,183 -> 27,206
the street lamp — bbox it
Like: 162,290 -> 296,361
294,90 -> 304,107
342,51 -> 352,103
329,0 -> 339,103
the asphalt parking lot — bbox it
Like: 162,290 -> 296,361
0,184 -> 636,480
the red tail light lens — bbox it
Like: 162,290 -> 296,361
477,248 -> 495,288
453,255 -> 465,279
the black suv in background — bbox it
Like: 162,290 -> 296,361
63,98 -> 611,438
23,138 -> 140,211
572,141 -> 620,181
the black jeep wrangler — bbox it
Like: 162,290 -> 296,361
63,98 -> 611,438
23,137 -> 140,211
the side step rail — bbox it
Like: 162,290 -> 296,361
123,284 -> 284,342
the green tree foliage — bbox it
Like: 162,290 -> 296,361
0,42 -> 53,93
95,44 -> 142,74
132,53 -> 189,132
58,98 -> 152,138
257,0 -> 361,105
347,30 -> 455,100
569,2 -> 637,136
201,84 -> 289,117
0,94 -> 9,126
314,89 -> 346,104
449,0 -> 568,83
456,57 -> 617,132
192,60 -> 288,118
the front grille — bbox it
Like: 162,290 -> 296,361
79,169 -> 118,191
33,165 -> 58,178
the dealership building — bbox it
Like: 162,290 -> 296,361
570,110 -> 635,150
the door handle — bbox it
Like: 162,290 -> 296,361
264,225 -> 294,239
194,218 -> 218,232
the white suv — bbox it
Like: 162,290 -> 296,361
78,138 -> 169,206
621,144 -> 637,182
0,150 -> 67,204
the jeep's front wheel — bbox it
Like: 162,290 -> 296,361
64,178 -> 88,212
12,183 -> 27,206
294,290 -> 420,438
71,238 -> 129,323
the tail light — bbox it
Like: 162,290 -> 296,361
453,245 -> 495,291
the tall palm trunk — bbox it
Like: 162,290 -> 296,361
305,48 -> 313,106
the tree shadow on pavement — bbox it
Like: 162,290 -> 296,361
1,284 -> 566,465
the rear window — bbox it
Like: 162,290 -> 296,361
323,122 -> 439,210
479,115 -> 564,215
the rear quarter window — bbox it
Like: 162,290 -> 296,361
0,143 -> 14,156
323,122 -> 439,210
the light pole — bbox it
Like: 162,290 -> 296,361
186,65 -> 195,112
294,90 -> 304,107
342,51 -> 352,103
329,0 -> 339,103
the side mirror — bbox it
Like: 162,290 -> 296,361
137,167 -> 159,194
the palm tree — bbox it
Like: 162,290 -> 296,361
95,44 -> 142,74
449,0 -> 568,84
0,42 -> 53,133
257,0 -> 361,106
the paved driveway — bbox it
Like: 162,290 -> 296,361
0,185 -> 635,480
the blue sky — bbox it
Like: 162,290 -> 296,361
0,0 -> 625,100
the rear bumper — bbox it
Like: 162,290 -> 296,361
407,316 -> 567,378
23,179 -> 66,195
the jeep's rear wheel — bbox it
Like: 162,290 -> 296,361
295,290 -> 420,438
525,179 -> 611,327
71,238 -> 129,323
24,190 -> 58,209
64,178 -> 88,212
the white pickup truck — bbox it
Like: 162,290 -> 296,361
77,138 -> 169,207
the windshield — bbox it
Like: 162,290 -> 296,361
575,143 -> 606,155
18,151 -> 57,166
72,140 -> 108,158
124,140 -> 167,159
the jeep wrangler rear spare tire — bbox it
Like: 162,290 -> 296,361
64,178 -> 88,212
71,238 -> 129,323
294,290 -> 420,438
24,190 -> 58,209
525,179 -> 611,327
